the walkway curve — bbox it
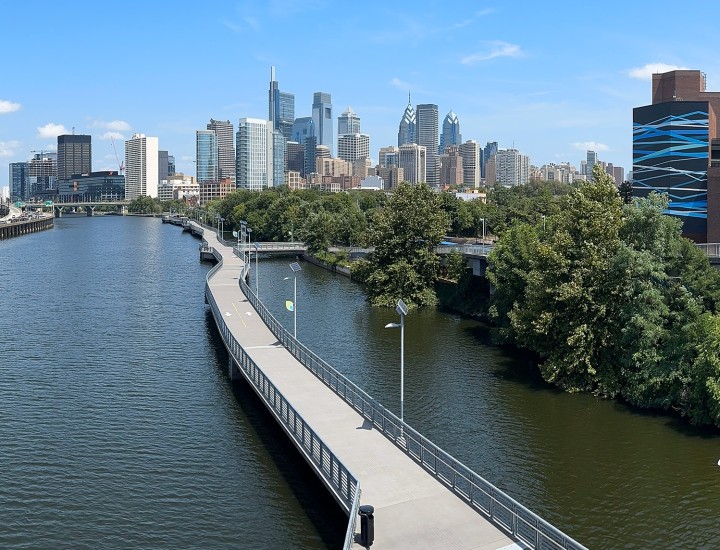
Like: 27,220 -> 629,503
199,222 -> 584,550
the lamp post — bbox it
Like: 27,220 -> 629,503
541,214 -> 546,232
289,262 -> 301,338
220,217 -> 225,242
246,228 -> 253,267
254,242 -> 260,297
385,299 -> 408,441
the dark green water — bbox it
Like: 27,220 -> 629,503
2,216 -> 719,549
0,216 -> 345,549
255,254 -> 720,550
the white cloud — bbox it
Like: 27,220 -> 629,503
244,16 -> 260,31
37,123 -> 68,138
90,119 -> 131,131
572,141 -> 609,152
390,77 -> 412,90
0,99 -> 21,114
627,63 -> 689,80
461,41 -> 523,65
221,19 -> 243,32
0,140 -> 21,158
100,131 -> 126,141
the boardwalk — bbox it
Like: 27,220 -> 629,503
198,222 -> 585,550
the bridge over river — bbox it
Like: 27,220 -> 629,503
187,219 -> 586,550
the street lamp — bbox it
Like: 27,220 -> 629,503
286,262 -> 302,339
253,242 -> 260,297
385,299 -> 408,441
246,228 -> 253,267
220,217 -> 225,242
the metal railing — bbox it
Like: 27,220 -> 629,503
698,243 -> 720,257
203,243 -> 360,549
235,250 -> 586,550
193,221 -> 584,549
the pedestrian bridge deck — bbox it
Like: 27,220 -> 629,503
200,223 -> 582,550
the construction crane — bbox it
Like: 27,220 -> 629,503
110,136 -> 125,174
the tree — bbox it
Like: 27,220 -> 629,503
362,182 -> 450,308
499,165 -> 627,392
618,180 -> 633,204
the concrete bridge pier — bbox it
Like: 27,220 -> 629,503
118,205 -> 127,216
85,205 -> 96,217
228,355 -> 241,381
54,206 -> 63,218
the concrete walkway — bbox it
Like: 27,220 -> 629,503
203,227 -> 521,550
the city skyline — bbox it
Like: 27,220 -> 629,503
2,1 -> 720,186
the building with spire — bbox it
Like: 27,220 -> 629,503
268,66 -> 295,141
439,111 -> 462,154
338,107 -> 361,136
398,93 -> 416,146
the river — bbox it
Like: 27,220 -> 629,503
2,215 -> 719,549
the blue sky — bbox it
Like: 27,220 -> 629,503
2,0 -> 719,186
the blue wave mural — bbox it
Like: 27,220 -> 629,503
633,102 -> 709,237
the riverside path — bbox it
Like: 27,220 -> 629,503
199,221 -> 584,550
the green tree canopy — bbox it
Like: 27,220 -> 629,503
360,182 -> 450,308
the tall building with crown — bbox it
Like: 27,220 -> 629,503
398,93 -> 416,146
439,111 -> 462,154
338,107 -> 361,136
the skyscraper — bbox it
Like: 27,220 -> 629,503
268,67 -> 295,141
495,149 -> 529,187
439,111 -> 462,154
9,162 -> 29,200
196,130 -> 219,183
158,150 -> 169,183
291,117 -> 315,145
337,133 -> 370,163
312,92 -> 333,155
483,141 -> 498,179
57,134 -> 91,180
286,141 -> 304,173
338,107 -> 361,136
416,104 -> 439,186
438,145 -> 463,187
398,94 -> 416,146
272,130 -> 285,187
28,153 -> 57,195
379,146 -> 399,168
398,143 -> 426,184
236,118 -> 273,191
459,140 -> 481,187
207,119 -> 236,182
586,150 -> 598,178
125,133 -> 159,199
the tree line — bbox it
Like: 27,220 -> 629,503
134,175 -> 720,427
